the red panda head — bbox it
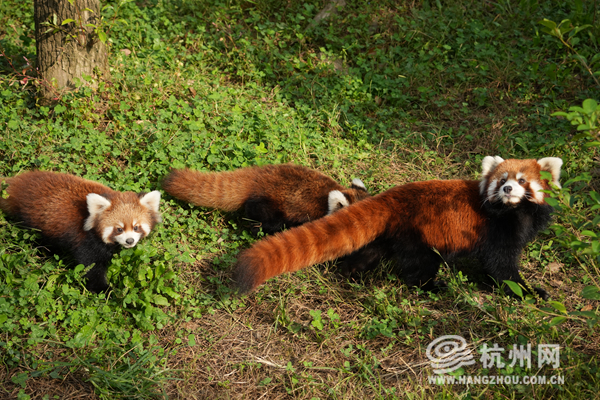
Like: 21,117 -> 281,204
479,156 -> 562,206
84,191 -> 162,247
327,178 -> 369,214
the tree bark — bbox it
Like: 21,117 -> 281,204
34,0 -> 108,104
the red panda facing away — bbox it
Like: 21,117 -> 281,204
0,171 -> 162,293
233,157 -> 563,300
162,164 -> 369,234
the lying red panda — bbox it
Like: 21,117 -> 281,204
232,156 -> 562,299
162,164 -> 369,234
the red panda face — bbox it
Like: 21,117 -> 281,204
479,156 -> 562,206
84,191 -> 162,247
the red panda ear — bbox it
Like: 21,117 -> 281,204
139,190 -> 162,219
537,157 -> 563,188
351,178 -> 366,191
84,193 -> 112,231
481,156 -> 505,177
328,190 -> 349,214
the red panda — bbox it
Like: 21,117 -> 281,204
0,171 -> 162,293
232,157 -> 563,300
161,164 -> 369,234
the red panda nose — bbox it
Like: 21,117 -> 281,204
126,238 -> 134,245
503,186 -> 513,194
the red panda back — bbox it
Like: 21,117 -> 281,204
233,179 -> 486,292
1,171 -> 116,243
1,171 -> 161,247
162,164 -> 365,221
251,164 -> 348,221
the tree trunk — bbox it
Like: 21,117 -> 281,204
34,0 -> 108,104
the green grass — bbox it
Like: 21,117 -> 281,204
1,0 -> 600,398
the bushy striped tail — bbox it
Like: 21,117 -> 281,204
162,168 -> 256,211
232,194 -> 393,292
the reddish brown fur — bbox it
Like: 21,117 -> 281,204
0,171 -> 117,244
0,171 -> 162,293
96,191 -> 158,241
488,159 -> 544,181
233,157 -> 561,295
162,164 -> 368,221
234,180 -> 486,292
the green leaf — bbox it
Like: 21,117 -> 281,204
61,18 -> 75,25
544,197 -> 559,208
548,316 -> 567,327
582,286 -> 600,300
571,310 -> 599,319
153,294 -> 169,306
582,98 -> 598,113
581,230 -> 598,237
549,301 -> 567,314
538,19 -> 557,30
503,280 -> 523,298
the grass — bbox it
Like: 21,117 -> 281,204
1,0 -> 600,398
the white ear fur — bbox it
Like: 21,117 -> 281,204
481,156 -> 505,177
139,190 -> 161,213
537,157 -> 563,188
351,178 -> 366,190
84,193 -> 112,231
328,190 -> 349,214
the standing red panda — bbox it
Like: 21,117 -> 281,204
161,164 -> 369,234
0,171 -> 162,293
232,157 -> 562,299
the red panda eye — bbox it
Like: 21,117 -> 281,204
134,226 -> 139,231
518,178 -> 526,184
116,227 -> 123,233
500,179 -> 506,185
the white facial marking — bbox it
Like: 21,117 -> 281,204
530,181 -> 544,203
102,226 -> 113,243
351,178 -> 366,190
479,179 -> 488,195
140,223 -> 151,235
501,172 -> 508,180
328,190 -> 349,214
114,230 -> 142,248
516,172 -> 524,180
486,179 -> 498,200
498,179 -> 525,204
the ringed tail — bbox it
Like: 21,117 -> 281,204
162,168 -> 257,211
232,194 -> 393,292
